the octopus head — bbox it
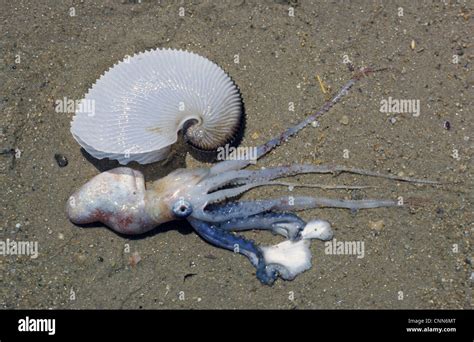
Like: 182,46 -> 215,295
67,166 -> 210,235
66,167 -> 157,235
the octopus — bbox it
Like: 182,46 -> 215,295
67,68 -> 438,285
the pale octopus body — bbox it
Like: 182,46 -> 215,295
67,68 -> 437,285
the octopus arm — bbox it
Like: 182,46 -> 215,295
191,196 -> 400,223
187,216 -> 334,285
209,71 -> 366,175
216,212 -> 306,240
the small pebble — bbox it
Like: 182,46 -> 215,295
98,256 -> 104,262
340,115 -> 349,125
251,132 -> 260,140
76,253 -> 87,264
410,40 -> 416,50
311,120 -> 320,128
397,171 -> 405,177
389,117 -> 397,124
369,220 -> 385,231
54,153 -> 68,167
58,233 -> 64,240
14,148 -> 21,159
129,251 -> 142,267
443,120 -> 451,130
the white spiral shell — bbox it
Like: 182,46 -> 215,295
70,48 -> 243,164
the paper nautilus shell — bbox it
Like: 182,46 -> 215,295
71,48 -> 243,164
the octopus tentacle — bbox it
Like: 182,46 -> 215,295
202,180 -> 290,206
197,170 -> 254,193
243,164 -> 440,185
216,212 -> 306,240
201,178 -> 358,206
191,195 -> 400,223
264,181 -> 372,190
188,216 -> 334,285
187,217 -> 277,284
195,163 -> 438,211
209,67 -> 375,175
187,217 -> 261,267
266,196 -> 399,211
191,201 -> 268,222
199,166 -> 376,195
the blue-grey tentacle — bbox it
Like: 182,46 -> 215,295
187,217 -> 278,285
191,196 -> 400,223
216,212 -> 306,240
209,68 -> 374,175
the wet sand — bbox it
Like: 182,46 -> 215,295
1,0 -> 472,309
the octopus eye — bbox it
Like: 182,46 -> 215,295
172,199 -> 193,219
